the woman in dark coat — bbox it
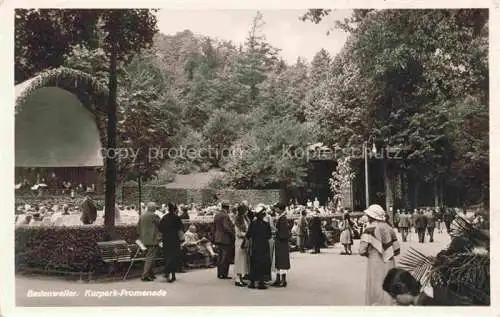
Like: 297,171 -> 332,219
272,203 -> 290,287
159,203 -> 184,283
80,194 -> 97,225
309,209 -> 323,253
246,205 -> 272,289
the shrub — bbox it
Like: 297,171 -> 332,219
15,216 -> 342,274
15,221 -> 216,274
199,162 -> 212,173
207,176 -> 229,189
149,165 -> 176,185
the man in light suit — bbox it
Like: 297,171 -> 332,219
297,209 -> 308,253
398,210 -> 411,242
213,201 -> 235,279
137,202 -> 161,281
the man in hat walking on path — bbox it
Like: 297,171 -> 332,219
414,210 -> 428,243
425,209 -> 436,242
398,210 -> 411,242
214,201 -> 235,279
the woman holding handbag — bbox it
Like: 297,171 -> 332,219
233,204 -> 249,286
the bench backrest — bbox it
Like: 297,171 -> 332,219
96,240 -> 131,262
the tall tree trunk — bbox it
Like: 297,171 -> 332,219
279,181 -> 288,206
395,171 -> 402,209
414,182 -> 420,210
439,179 -> 444,208
383,160 -> 394,219
104,15 -> 118,234
138,175 -> 142,216
402,172 -> 409,210
250,84 -> 258,102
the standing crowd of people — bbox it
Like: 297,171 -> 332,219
137,200 -> 292,290
393,207 -> 486,243
18,187 -> 485,305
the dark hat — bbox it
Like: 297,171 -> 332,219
167,203 -> 177,213
274,202 -> 286,211
237,204 -> 248,215
382,268 -> 421,297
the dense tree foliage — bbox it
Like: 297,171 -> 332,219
15,9 -> 157,84
15,9 -> 489,208
16,9 -> 158,230
303,9 -> 488,208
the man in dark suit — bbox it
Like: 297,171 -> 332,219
414,210 -> 428,243
426,210 -> 436,242
213,201 -> 235,279
309,209 -> 323,254
137,202 -> 161,281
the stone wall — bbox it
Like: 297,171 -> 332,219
122,185 -> 281,206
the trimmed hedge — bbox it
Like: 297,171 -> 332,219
15,221 -> 215,274
15,217 -> 343,274
122,185 -> 280,206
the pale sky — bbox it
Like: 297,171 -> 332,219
157,9 -> 352,64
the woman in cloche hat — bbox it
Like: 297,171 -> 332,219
359,204 -> 400,306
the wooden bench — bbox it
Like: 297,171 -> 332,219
95,240 -> 133,278
122,240 -> 167,280
97,240 -> 213,280
96,240 -> 133,264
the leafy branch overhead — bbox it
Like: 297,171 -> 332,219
302,9 -> 488,205
15,9 -> 489,207
398,214 -> 490,305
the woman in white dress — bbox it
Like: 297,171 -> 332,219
265,210 -> 277,281
359,204 -> 400,305
234,204 -> 249,286
339,212 -> 354,255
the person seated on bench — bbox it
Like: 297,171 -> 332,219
179,206 -> 190,220
289,220 -> 299,251
322,220 -> 334,246
182,224 -> 216,268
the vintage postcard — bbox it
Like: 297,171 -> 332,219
1,0 -> 497,316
